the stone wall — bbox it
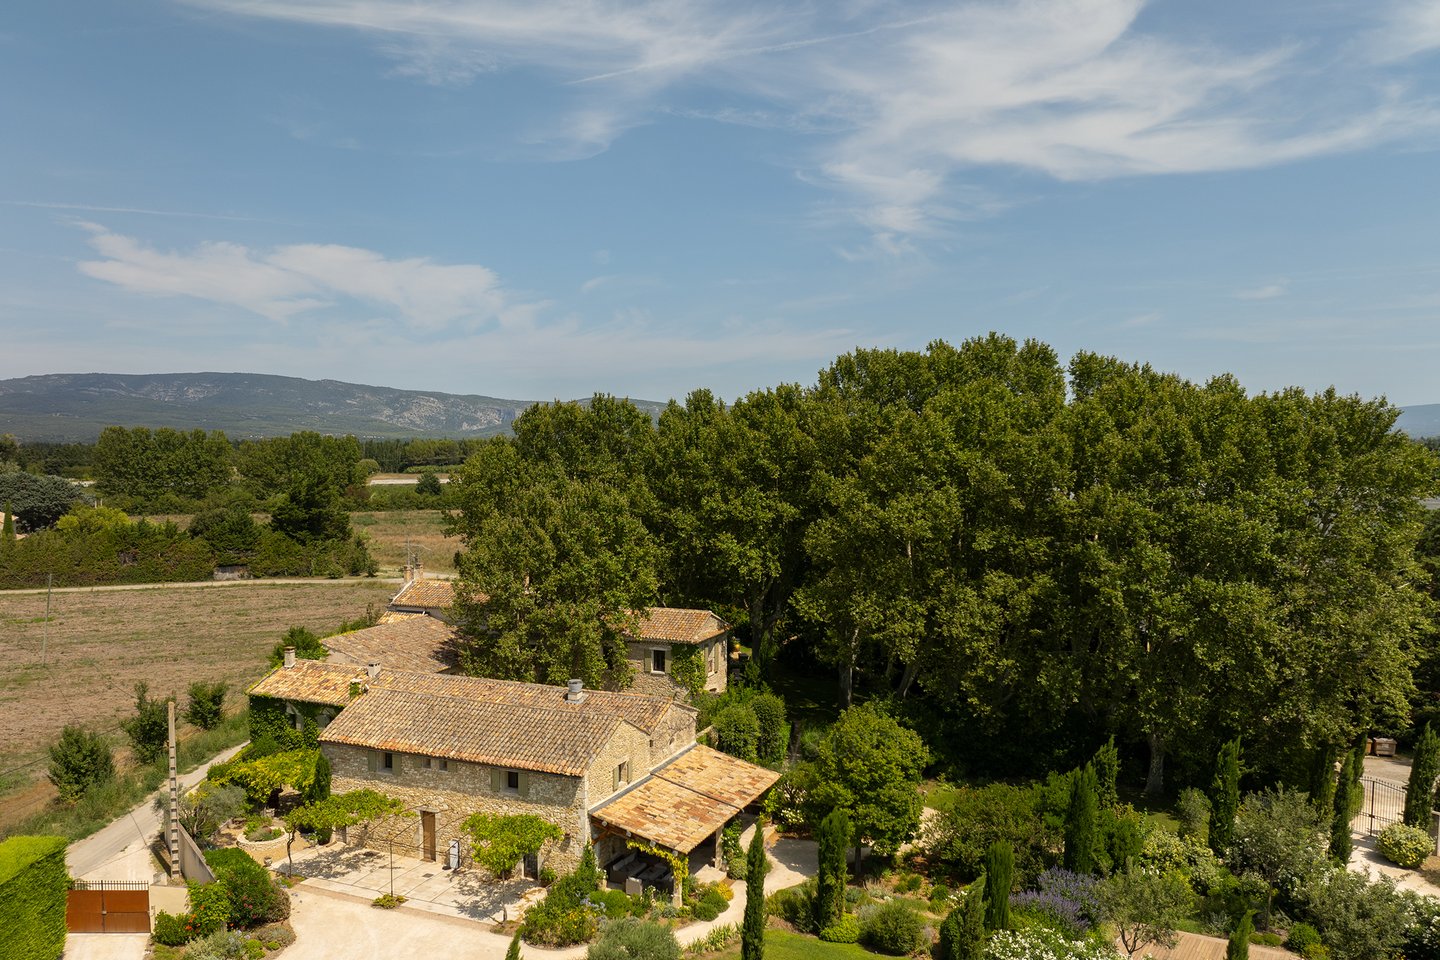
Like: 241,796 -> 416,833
324,741 -> 589,875
622,636 -> 728,699
584,723 -> 651,808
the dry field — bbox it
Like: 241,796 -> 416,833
0,580 -> 396,794
351,509 -> 461,576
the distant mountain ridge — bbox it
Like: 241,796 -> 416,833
1396,404 -> 1440,439
0,372 -> 664,441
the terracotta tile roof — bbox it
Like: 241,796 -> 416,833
377,611 -> 427,624
591,745 -> 779,853
592,776 -> 740,853
319,686 -> 629,776
248,660 -> 361,707
654,745 -> 780,808
370,672 -> 687,736
389,578 -> 457,610
323,617 -> 460,674
631,608 -> 728,645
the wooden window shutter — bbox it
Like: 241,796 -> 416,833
367,751 -> 377,773
518,772 -> 530,798
491,767 -> 503,793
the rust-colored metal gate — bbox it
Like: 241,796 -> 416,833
66,881 -> 150,933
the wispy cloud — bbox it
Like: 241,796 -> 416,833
2,200 -> 272,222
76,223 -> 531,328
179,0 -> 1440,240
1234,281 -> 1290,301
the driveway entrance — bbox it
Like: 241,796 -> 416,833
66,881 -> 150,933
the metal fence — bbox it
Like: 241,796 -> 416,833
1358,776 -> 1407,837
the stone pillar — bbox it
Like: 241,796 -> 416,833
167,700 -> 180,880
714,827 -> 724,869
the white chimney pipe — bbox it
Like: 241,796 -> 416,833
565,679 -> 584,702
367,661 -> 381,681
283,647 -> 296,669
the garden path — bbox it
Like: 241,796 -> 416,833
1131,930 -> 1294,959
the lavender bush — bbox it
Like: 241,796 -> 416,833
1009,868 -> 1102,936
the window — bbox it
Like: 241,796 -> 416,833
614,761 -> 630,792
651,648 -> 667,673
439,758 -> 449,771
507,770 -> 520,792
382,752 -> 394,772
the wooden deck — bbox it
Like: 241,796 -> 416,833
1130,931 -> 1296,960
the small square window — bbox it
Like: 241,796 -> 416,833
423,757 -> 433,769
439,759 -> 449,771
651,649 -> 667,673
507,770 -> 520,791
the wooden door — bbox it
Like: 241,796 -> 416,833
421,811 -> 436,862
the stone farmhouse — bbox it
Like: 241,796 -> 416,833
247,656 -> 776,887
379,568 -> 730,699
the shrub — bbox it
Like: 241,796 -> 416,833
767,880 -> 816,931
595,888 -> 635,919
925,782 -> 1056,886
205,847 -> 290,928
0,836 -> 69,960
1377,823 -> 1432,868
153,910 -> 193,946
186,929 -> 249,960
121,681 -> 172,765
372,893 -> 407,908
1177,788 -> 1212,844
686,924 -> 739,954
188,880 -> 232,936
712,705 -> 761,763
521,865 -> 602,946
692,885 -> 730,922
1229,787 -> 1328,905
1293,866 -> 1410,960
983,928 -> 1116,960
185,682 -> 229,731
47,725 -> 116,803
819,913 -> 860,943
1008,867 -> 1101,936
588,918 -> 681,960
750,692 -> 790,766
858,900 -> 927,955
723,821 -> 746,881
252,924 -> 296,948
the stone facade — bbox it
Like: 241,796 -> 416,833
325,740 -> 590,875
624,635 -> 728,699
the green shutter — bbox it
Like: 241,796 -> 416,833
367,751 -> 376,773
518,772 -> 530,798
491,767 -> 503,793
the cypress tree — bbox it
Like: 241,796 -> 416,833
308,750 -> 332,804
742,825 -> 769,960
1406,724 -> 1440,828
1330,748 -> 1356,863
1226,911 -> 1253,960
813,808 -> 850,932
1092,736 -> 1120,810
937,906 -> 963,960
1307,743 -> 1337,813
955,871 -> 987,960
1209,738 -> 1242,856
1064,766 -> 1098,874
982,841 -> 1012,932
505,931 -> 523,960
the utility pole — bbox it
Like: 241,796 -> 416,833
41,573 -> 51,665
168,700 -> 180,880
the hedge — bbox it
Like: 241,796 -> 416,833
0,835 -> 69,960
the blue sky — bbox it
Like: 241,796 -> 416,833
4,0 -> 1440,405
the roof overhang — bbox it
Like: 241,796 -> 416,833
589,744 -> 780,854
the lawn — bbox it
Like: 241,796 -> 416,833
0,579 -> 395,827
711,929 -> 876,960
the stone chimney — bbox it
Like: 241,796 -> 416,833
283,646 -> 296,669
565,679 -> 585,703
367,661 -> 381,681
413,558 -> 423,581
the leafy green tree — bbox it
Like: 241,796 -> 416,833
813,808 -> 851,932
189,505 -> 261,562
982,841 -> 1013,931
1229,787 -> 1328,919
1102,867 -> 1192,959
808,703 -> 928,872
0,472 -> 83,529
742,825 -> 769,960
1330,748 -> 1360,863
121,681 -> 171,764
1064,766 -> 1098,874
462,813 -> 564,879
269,626 -> 327,667
307,750 -> 331,805
416,471 -> 443,497
153,782 -> 245,843
93,426 -> 233,505
1092,737 -> 1120,811
235,432 -> 363,500
269,472 -> 352,544
1210,738 -> 1242,856
47,725 -> 115,802
448,438 -> 658,688
183,681 -> 227,730
1405,723 -> 1440,827
282,788 -> 409,872
1307,744 -> 1338,814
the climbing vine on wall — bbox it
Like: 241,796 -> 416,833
670,644 -> 706,700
